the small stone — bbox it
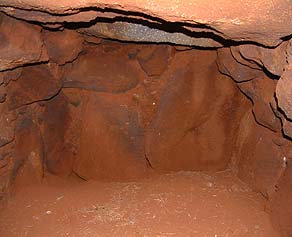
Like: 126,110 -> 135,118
0,93 -> 6,103
56,195 -> 64,201
207,182 -> 213,188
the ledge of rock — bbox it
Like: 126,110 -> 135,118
1,0 -> 292,47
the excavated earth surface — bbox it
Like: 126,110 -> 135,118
0,171 -> 280,237
0,0 -> 292,236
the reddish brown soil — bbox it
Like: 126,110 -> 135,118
0,171 -> 280,237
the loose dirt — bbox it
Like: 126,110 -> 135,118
0,170 -> 280,237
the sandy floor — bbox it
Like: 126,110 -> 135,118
0,170 -> 280,237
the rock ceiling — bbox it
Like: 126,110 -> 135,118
1,0 -> 292,46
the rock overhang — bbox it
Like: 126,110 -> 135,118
1,0 -> 292,47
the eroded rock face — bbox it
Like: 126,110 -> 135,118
238,43 -> 287,77
72,92 -> 148,180
0,143 -> 14,201
137,45 -> 174,77
234,111 -> 286,199
217,47 -> 263,83
6,64 -> 62,110
0,8 -> 292,236
43,29 -> 84,65
13,118 -> 44,184
275,40 -> 292,139
80,22 -> 223,47
62,42 -> 142,93
44,42 -> 250,179
217,47 -> 282,133
276,70 -> 292,114
270,164 -> 292,236
42,93 -> 73,176
0,14 -> 290,181
0,109 -> 15,148
0,13 -> 48,71
1,0 -> 292,46
145,50 -> 249,171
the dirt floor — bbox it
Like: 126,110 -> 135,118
0,170 -> 280,237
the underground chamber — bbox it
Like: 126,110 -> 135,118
0,4 -> 291,237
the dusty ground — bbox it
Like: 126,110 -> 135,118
0,170 -> 280,237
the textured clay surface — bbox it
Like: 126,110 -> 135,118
0,171 -> 280,237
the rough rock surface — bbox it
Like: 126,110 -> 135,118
13,118 -> 44,184
145,50 -> 250,171
28,41 -> 253,180
238,43 -> 287,77
1,0 -> 292,46
0,68 -> 22,87
270,164 -> 292,236
217,47 -> 263,82
73,92 -> 148,181
235,111 -> 286,199
6,64 -> 62,109
276,69 -> 292,120
0,13 -> 48,71
0,143 -> 14,201
0,109 -> 15,148
282,119 -> 292,138
217,49 -> 282,133
80,22 -> 223,47
137,45 -> 175,77
1,8 -> 104,25
62,44 -> 250,178
62,43 -> 142,93
275,40 -> 292,139
42,93 -> 73,176
43,29 -> 84,65
0,6 -> 291,236
238,76 -> 281,132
